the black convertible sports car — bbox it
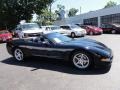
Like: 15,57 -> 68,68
6,33 -> 113,70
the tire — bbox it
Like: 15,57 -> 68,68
71,32 -> 76,38
100,32 -> 103,35
89,31 -> 93,35
111,30 -> 116,34
15,34 -> 19,38
13,48 -> 25,61
71,51 -> 93,70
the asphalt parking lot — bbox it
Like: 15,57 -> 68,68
0,34 -> 120,90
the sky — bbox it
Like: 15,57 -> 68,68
32,0 -> 120,21
52,0 -> 120,14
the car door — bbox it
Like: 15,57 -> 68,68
101,24 -> 112,32
105,24 -> 112,32
37,38 -> 65,59
47,44 -> 69,59
15,25 -> 24,38
28,40 -> 49,56
30,37 -> 66,59
60,26 -> 71,35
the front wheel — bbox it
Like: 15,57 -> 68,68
89,31 -> 94,35
13,48 -> 25,61
71,51 -> 93,70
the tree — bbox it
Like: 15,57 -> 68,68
0,0 -> 54,30
68,8 -> 78,17
55,4 -> 65,20
57,4 -> 65,10
49,0 -> 57,22
104,1 -> 117,8
37,8 -> 57,25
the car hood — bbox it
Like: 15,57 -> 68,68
64,38 -> 107,49
64,38 -> 112,57
94,28 -> 103,32
22,28 -> 43,34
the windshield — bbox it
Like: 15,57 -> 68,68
45,26 -> 60,31
51,26 -> 60,30
45,33 -> 72,43
112,24 -> 120,27
70,25 -> 80,29
21,23 -> 40,30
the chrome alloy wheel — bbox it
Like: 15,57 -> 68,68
14,49 -> 24,61
111,30 -> 116,34
73,53 -> 90,69
90,31 -> 93,35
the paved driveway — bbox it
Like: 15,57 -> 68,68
0,34 -> 120,90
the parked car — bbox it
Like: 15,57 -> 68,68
101,23 -> 120,34
80,25 -> 103,35
6,32 -> 113,70
0,30 -> 12,43
60,25 -> 87,38
14,23 -> 43,38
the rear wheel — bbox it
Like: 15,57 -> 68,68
111,30 -> 116,34
13,48 -> 24,61
71,51 -> 93,70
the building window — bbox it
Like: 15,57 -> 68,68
101,13 -> 120,25
83,17 -> 98,26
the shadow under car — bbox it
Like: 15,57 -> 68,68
1,57 -> 111,75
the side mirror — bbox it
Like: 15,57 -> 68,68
40,38 -> 49,46
42,41 -> 49,46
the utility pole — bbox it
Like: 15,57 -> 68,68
50,3 -> 52,22
80,6 -> 82,14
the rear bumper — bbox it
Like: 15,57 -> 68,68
6,43 -> 13,55
94,31 -> 103,35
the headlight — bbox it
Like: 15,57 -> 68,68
101,58 -> 110,62
84,30 -> 87,33
82,30 -> 86,33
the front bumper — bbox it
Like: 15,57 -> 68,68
24,32 -> 43,38
94,50 -> 113,68
94,31 -> 103,35
6,42 -> 13,55
75,32 -> 86,36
